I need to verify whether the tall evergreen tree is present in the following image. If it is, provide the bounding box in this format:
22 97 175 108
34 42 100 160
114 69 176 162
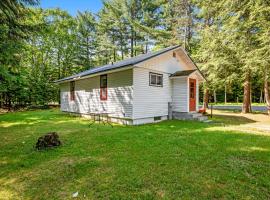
75 11 97 69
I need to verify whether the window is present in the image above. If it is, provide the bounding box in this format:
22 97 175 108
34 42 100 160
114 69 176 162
149 72 163 87
100 74 107 100
70 81 75 101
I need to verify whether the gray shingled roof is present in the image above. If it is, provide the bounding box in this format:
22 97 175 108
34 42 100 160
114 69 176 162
55 45 181 83
170 70 197 77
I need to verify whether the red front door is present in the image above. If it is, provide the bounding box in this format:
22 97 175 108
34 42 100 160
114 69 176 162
189 78 196 112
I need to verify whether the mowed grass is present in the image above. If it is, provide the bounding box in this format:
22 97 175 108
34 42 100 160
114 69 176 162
0 110 270 200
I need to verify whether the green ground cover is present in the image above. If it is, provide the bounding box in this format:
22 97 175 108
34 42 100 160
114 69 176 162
0 109 269 199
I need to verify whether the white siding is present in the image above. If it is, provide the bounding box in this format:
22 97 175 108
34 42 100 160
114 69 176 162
133 116 168 125
60 48 203 124
60 69 133 118
171 77 188 112
133 67 171 119
133 49 198 118
136 51 190 73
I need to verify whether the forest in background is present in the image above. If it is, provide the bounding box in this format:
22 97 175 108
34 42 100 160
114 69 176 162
0 0 270 114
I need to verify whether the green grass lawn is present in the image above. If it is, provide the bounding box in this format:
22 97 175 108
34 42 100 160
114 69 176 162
0 109 270 199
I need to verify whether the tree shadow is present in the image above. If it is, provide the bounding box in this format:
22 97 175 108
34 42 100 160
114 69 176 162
208 114 256 126
1 122 270 199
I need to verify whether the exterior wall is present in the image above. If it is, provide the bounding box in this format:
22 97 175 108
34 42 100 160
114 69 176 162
133 116 168 125
171 77 188 112
133 49 199 118
59 48 203 125
60 69 133 118
135 51 188 73
132 67 172 119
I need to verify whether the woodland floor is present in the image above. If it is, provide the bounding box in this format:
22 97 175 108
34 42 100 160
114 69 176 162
0 109 269 199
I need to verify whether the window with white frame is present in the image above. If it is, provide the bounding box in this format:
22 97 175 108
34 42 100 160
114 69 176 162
149 72 163 87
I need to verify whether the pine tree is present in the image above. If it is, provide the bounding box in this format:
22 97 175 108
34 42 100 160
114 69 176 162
75 11 97 70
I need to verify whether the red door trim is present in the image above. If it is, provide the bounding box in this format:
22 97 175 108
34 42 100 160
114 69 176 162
189 78 196 112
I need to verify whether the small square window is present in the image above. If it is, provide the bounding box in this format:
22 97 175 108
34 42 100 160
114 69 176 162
149 72 163 87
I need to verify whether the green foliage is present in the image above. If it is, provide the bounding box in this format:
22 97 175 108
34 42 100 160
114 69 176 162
193 0 270 104
0 0 40 107
0 0 269 108
75 11 97 69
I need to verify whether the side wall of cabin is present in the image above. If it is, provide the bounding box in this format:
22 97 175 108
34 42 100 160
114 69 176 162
132 51 187 124
132 67 172 124
60 69 133 119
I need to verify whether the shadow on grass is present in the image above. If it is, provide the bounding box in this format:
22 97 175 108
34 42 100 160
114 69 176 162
0 110 83 129
1 127 270 199
1 109 270 199
208 114 256 126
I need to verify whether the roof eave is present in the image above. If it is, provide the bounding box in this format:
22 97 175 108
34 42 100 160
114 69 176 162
54 65 134 84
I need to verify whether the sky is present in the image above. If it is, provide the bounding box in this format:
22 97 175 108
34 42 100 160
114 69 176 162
40 0 103 16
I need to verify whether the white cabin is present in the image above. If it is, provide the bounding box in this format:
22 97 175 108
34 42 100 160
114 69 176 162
56 45 205 125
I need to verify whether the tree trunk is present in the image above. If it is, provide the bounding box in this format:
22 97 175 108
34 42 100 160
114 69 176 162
86 36 90 69
184 9 188 50
242 72 251 113
57 51 61 79
145 35 148 53
134 31 137 56
259 88 263 103
224 84 227 104
250 85 252 112
214 90 217 104
130 27 134 57
264 73 270 115
112 35 116 62
7 93 11 111
120 32 124 60
203 88 209 109
113 49 116 62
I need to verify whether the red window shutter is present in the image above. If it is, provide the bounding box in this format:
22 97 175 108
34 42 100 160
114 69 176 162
100 87 107 100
